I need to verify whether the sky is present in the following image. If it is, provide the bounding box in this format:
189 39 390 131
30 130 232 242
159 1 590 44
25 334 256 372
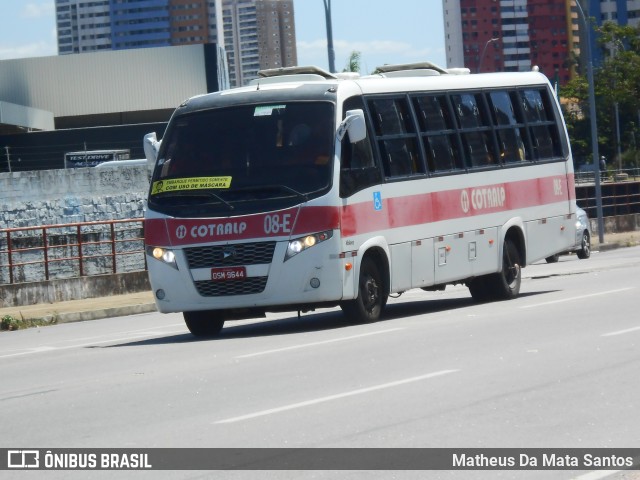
0 0 447 72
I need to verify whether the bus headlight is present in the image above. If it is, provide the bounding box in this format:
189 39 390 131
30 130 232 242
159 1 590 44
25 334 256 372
285 230 333 261
147 246 178 269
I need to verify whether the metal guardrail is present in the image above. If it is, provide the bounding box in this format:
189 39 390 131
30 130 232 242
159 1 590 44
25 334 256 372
0 219 146 285
575 167 640 185
575 174 640 220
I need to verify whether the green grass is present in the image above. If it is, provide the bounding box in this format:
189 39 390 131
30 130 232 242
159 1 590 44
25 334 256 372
1 314 58 331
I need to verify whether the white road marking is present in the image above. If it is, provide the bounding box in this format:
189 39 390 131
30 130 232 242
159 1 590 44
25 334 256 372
214 369 459 424
236 328 404 359
519 288 634 309
0 328 185 359
602 326 640 337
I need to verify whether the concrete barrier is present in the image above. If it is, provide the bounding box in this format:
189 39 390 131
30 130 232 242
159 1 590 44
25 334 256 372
0 271 150 308
590 213 640 235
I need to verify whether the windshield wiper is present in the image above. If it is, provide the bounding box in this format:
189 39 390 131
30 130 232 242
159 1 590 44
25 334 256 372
234 184 309 202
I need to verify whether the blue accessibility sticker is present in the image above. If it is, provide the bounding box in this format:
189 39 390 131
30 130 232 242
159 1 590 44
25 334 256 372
373 191 383 211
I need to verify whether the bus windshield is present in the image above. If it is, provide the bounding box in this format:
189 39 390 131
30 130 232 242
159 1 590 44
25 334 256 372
149 101 335 217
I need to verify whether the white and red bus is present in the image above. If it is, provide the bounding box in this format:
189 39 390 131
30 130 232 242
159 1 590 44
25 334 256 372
144 63 577 336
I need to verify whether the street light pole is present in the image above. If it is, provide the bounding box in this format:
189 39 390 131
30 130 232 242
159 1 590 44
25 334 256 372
478 37 499 73
575 0 605 244
322 0 336 73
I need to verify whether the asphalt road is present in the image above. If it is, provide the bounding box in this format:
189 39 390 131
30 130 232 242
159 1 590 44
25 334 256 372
2 247 640 480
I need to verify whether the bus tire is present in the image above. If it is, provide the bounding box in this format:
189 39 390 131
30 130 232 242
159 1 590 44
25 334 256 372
545 254 560 263
183 310 225 337
341 257 387 323
468 277 492 302
489 237 522 300
469 238 521 302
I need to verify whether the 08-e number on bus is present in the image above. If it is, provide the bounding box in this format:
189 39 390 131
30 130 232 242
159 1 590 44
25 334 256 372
264 214 292 234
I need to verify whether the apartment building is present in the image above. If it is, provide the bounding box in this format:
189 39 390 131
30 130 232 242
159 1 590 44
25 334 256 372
55 0 297 86
586 0 640 65
443 0 578 85
444 0 640 83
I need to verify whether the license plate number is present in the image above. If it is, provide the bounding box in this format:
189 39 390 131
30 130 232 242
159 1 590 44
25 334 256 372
211 266 246 281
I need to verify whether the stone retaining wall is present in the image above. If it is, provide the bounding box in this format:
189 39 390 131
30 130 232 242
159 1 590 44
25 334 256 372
0 166 150 229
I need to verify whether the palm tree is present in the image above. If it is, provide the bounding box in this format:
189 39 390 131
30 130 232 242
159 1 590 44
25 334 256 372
343 51 361 73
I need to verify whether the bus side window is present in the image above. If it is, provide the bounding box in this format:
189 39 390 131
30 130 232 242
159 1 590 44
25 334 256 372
340 97 381 198
370 98 413 135
413 95 461 172
520 89 560 160
368 97 425 178
488 91 526 163
452 93 495 168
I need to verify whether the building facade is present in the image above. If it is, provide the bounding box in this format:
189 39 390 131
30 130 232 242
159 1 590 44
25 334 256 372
586 0 640 65
443 0 579 85
444 0 640 83
589 0 640 26
55 0 297 86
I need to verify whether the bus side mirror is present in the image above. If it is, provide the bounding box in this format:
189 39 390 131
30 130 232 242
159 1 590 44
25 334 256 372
143 132 161 171
337 109 366 143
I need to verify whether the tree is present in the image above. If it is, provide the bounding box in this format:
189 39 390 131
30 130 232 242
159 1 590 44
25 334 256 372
560 75 592 164
597 22 640 169
343 51 361 73
560 22 640 169
597 22 640 112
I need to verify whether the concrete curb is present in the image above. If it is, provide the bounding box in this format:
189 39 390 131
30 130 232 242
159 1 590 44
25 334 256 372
596 243 619 252
52 303 158 324
594 238 640 252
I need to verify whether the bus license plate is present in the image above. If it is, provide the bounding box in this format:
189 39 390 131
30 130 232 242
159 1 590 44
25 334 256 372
211 266 246 281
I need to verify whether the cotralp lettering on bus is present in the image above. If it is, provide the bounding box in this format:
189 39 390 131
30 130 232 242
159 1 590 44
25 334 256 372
461 187 507 213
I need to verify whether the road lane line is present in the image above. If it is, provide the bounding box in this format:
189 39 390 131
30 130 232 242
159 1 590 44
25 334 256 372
602 326 640 337
214 369 459 424
0 330 186 359
236 328 404 359
519 288 634 309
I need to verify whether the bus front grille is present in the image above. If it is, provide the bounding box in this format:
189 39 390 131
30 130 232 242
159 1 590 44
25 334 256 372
194 277 268 297
184 241 276 269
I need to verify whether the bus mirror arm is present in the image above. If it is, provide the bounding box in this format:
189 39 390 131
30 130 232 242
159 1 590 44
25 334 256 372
143 132 161 171
337 109 366 144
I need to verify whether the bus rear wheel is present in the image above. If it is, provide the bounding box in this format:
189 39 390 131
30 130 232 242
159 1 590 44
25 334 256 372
491 237 521 300
183 310 225 337
469 238 521 302
341 257 387 323
468 276 492 302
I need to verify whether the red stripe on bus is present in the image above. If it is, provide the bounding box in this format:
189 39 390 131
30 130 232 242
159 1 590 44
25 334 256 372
145 206 340 246
145 174 575 245
340 175 574 237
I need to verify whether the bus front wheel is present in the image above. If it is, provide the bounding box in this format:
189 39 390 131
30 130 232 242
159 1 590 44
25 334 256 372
341 257 387 323
183 310 225 337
